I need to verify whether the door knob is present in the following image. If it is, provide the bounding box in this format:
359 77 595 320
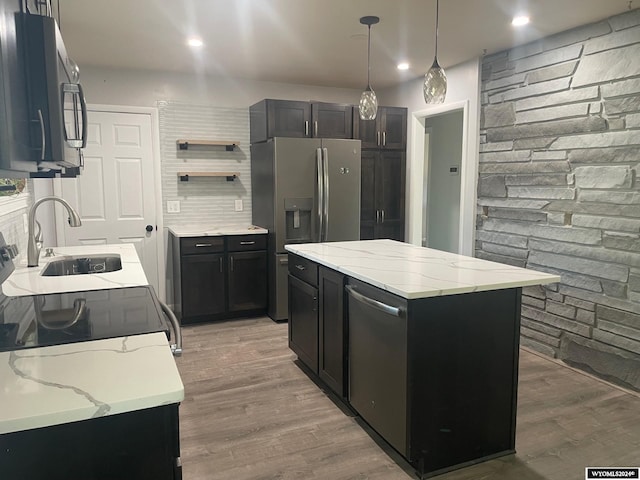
145 225 154 232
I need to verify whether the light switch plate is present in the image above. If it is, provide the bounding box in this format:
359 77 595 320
167 200 181 213
234 199 243 212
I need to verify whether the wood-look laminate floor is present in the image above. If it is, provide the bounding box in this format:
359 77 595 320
175 317 640 480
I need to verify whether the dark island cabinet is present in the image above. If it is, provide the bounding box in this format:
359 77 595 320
360 150 406 242
171 233 267 324
250 99 353 143
1 404 181 480
287 254 347 397
318 266 346 396
287 256 523 479
288 273 318 373
353 106 407 150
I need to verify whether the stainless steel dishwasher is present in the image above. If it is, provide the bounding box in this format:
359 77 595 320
346 278 408 456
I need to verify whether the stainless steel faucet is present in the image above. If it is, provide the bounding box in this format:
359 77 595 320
27 196 82 267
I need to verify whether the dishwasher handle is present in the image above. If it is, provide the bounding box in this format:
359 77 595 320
158 299 183 357
345 285 404 317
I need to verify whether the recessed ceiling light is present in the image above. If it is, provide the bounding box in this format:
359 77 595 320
397 63 410 70
187 37 204 47
512 15 530 27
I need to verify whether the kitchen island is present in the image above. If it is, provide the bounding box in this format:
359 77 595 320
285 240 559 478
0 243 184 480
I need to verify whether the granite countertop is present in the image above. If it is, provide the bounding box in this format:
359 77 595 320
0 332 184 434
2 244 148 297
167 224 267 237
285 239 560 299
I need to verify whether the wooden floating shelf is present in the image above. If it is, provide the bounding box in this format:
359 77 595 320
178 172 239 182
176 139 240 151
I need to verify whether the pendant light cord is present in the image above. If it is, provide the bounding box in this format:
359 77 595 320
367 24 372 87
435 0 439 59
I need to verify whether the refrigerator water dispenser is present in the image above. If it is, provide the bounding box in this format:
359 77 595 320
284 198 312 243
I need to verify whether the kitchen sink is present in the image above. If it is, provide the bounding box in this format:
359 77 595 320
41 254 122 276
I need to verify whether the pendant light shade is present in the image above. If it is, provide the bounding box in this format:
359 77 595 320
423 0 447 104
359 16 379 120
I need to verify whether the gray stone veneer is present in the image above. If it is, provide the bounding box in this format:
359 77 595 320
478 8 640 391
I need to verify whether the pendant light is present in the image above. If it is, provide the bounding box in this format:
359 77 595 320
359 16 380 120
423 0 447 104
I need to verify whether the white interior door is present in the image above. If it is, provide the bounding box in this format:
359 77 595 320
55 110 159 293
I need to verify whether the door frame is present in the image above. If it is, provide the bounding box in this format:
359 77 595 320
408 100 476 255
53 104 166 300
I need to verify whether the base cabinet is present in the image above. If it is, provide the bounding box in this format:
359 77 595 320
0 404 181 480
288 273 318 373
288 256 523 478
318 266 346 397
171 233 267 324
287 255 347 397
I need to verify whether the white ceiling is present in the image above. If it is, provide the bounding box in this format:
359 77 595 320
56 0 636 90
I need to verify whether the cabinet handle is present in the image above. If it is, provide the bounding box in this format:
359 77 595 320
346 285 403 317
305 121 309 136
383 131 387 146
376 131 380 146
195 243 212 248
230 255 234 272
219 257 223 273
381 209 385 223
314 121 318 137
37 109 46 160
295 264 306 271
375 210 380 224
240 241 255 245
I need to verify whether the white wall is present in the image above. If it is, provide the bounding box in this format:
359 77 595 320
425 110 464 252
380 58 481 253
81 66 363 108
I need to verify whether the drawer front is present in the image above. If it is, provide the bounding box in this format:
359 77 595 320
288 253 318 286
180 236 224 255
227 234 267 252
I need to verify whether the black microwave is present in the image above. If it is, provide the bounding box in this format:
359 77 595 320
0 3 85 178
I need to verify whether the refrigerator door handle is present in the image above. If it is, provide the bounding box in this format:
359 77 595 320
322 147 330 241
316 148 324 242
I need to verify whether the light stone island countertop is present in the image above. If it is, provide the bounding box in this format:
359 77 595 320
167 224 267 237
286 239 560 299
2 244 149 297
0 332 184 434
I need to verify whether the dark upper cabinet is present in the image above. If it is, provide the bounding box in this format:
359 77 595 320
250 99 353 143
310 102 353 139
360 150 406 242
353 106 407 150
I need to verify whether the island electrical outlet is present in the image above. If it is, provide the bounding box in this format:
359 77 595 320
235 199 243 212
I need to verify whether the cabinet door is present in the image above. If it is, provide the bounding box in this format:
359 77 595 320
318 267 346 396
227 251 267 312
181 254 226 319
311 103 353 138
380 107 407 150
288 274 319 373
267 100 311 138
375 151 406 242
353 109 380 149
360 150 377 240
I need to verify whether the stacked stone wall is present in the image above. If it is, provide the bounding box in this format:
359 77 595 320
478 8 640 390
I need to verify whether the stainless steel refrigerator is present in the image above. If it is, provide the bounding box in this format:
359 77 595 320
251 137 361 321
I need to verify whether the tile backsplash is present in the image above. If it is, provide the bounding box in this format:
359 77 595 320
158 101 252 228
